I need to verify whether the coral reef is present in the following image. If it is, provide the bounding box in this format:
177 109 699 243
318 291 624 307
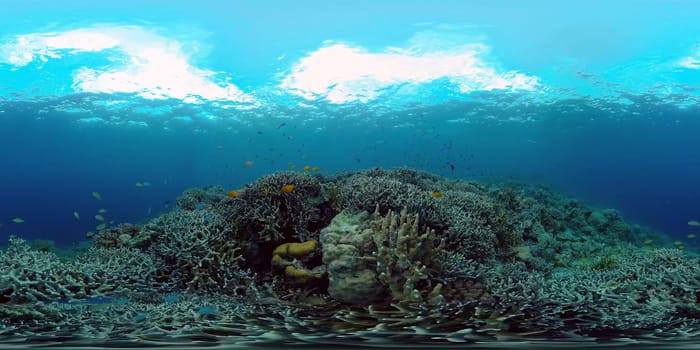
0 236 160 314
149 207 247 293
2 167 699 345
271 240 324 284
228 171 335 243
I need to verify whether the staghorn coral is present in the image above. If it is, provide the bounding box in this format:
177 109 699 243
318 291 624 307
92 223 142 248
336 171 440 221
229 171 334 243
481 248 700 335
0 236 160 305
175 186 228 211
4 168 699 344
149 208 247 293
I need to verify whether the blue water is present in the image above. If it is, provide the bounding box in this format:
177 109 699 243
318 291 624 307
1 0 700 247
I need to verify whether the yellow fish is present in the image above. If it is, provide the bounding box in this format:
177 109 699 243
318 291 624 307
95 215 105 221
96 223 106 230
242 160 254 168
303 165 310 171
12 218 24 223
263 187 270 196
280 184 295 193
226 190 239 198
431 191 442 198
73 211 80 220
688 220 700 226
678 245 686 250
312 167 319 172
688 234 697 239
92 191 102 201
98 209 107 214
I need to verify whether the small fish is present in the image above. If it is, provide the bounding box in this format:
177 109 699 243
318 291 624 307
96 223 106 230
689 220 700 227
226 190 239 198
73 211 80 220
431 191 442 198
312 167 319 172
163 293 180 303
303 165 310 171
135 182 144 187
86 231 95 238
92 191 102 201
288 162 296 170
673 240 683 246
280 184 295 193
678 245 686 250
277 122 286 129
643 239 654 244
242 160 254 168
95 214 105 221
12 217 24 223
98 208 107 214
688 234 697 239
263 188 270 196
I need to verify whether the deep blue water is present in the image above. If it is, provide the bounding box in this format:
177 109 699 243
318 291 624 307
2 97 700 246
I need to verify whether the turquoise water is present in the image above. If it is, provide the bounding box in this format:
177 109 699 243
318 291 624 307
1 1 700 348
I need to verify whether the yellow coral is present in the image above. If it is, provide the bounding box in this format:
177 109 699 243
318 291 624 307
273 240 318 257
271 254 290 269
285 265 322 284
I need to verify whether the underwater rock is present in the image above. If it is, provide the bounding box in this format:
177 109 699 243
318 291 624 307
320 210 385 304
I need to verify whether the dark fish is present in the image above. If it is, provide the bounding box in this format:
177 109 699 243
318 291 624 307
277 123 286 129
450 164 455 171
257 131 263 135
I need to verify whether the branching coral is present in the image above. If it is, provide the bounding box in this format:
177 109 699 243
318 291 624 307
321 207 445 305
229 171 334 243
371 206 445 304
0 236 160 305
150 208 245 293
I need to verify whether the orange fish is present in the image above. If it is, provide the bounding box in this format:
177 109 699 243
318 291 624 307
303 165 310 171
312 167 319 171
431 191 442 198
280 184 295 193
226 190 239 198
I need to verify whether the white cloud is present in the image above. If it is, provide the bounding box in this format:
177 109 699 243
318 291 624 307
0 25 255 104
279 40 540 103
